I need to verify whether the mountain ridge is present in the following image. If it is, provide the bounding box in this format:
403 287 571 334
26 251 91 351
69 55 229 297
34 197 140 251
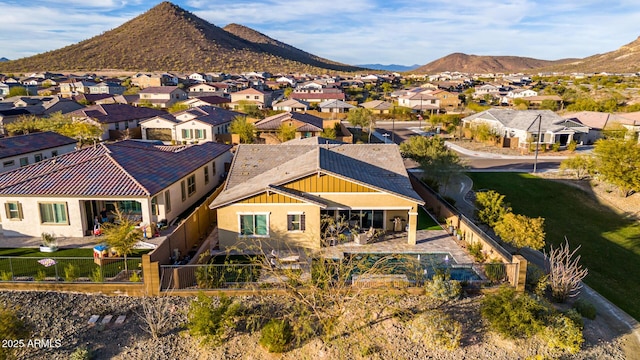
0 2 363 74
412 52 576 74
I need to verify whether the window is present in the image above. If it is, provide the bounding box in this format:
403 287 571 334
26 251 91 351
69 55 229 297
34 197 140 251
239 214 268 236
151 196 158 216
182 129 193 139
51 150 58 157
195 129 206 139
115 123 119 130
287 213 305 231
212 161 216 175
19 157 28 167
34 153 43 162
187 175 196 196
204 166 209 185
3 160 14 168
4 201 23 220
164 190 171 213
39 202 68 224
181 181 186 201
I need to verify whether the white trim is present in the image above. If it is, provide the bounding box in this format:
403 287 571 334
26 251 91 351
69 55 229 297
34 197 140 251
324 206 412 210
236 212 270 237
287 211 305 215
408 212 419 216
232 203 313 207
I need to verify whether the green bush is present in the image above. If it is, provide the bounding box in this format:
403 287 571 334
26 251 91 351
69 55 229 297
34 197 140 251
129 271 141 282
467 242 485 262
195 265 224 289
573 299 597 320
564 309 584 329
480 286 547 338
552 142 561 152
259 319 292 353
567 140 578 152
34 268 46 281
0 270 12 281
89 267 103 283
409 310 462 350
186 293 241 346
424 272 461 302
0 307 30 359
525 264 548 296
69 346 92 360
64 263 79 282
542 313 584 354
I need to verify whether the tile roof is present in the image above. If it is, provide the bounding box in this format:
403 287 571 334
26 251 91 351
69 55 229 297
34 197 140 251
562 111 612 129
0 140 232 197
139 86 182 94
70 103 166 124
464 109 567 132
0 131 76 159
318 99 356 109
175 106 242 126
359 100 392 110
255 112 324 132
210 143 424 209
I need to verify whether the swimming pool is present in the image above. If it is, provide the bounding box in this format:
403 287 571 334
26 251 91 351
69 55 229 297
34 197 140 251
345 252 482 282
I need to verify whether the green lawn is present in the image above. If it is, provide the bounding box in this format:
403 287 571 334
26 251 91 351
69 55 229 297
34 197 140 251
0 248 150 281
418 206 442 230
468 172 640 320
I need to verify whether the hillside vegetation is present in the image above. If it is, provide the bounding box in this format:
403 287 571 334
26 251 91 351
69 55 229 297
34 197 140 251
0 2 364 74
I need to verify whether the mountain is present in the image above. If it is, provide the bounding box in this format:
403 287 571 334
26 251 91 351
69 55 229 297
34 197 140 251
0 57 8 62
413 53 575 74
542 36 640 73
356 64 420 72
0 2 363 74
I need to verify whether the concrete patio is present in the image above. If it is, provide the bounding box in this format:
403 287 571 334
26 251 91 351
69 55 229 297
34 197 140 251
320 229 473 264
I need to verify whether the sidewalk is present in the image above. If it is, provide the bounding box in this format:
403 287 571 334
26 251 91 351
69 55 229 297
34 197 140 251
444 141 572 160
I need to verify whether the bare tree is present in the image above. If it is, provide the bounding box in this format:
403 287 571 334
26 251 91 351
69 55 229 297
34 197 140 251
544 238 588 302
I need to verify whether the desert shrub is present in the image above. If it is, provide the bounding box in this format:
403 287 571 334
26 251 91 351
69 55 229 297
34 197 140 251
129 271 141 282
484 260 507 282
259 319 292 353
481 286 547 338
34 268 46 281
0 307 30 359
69 346 92 360
563 309 584 329
195 265 224 289
573 299 597 320
526 264 548 296
409 310 462 350
542 313 584 354
424 272 461 302
467 241 485 262
567 140 578 152
64 263 79 282
0 270 12 281
89 267 103 283
551 142 561 152
186 293 242 346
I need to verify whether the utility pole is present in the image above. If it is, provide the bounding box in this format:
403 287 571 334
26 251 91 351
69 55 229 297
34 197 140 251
533 114 542 173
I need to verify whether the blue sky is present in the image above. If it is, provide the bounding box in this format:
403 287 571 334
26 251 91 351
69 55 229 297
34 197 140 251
1 0 639 66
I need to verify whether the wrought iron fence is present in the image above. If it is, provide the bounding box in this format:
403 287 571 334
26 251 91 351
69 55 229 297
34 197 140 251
160 263 266 290
0 256 143 283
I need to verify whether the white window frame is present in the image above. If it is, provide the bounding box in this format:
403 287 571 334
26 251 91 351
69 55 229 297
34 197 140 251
237 212 270 237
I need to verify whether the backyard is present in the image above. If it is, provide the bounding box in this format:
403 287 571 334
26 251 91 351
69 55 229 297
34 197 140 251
468 172 640 320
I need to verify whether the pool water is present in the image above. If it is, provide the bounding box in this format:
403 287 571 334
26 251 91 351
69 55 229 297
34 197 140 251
345 252 481 282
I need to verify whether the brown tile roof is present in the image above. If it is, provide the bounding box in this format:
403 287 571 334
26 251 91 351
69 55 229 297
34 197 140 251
139 86 182 94
255 112 324 132
0 140 231 197
0 131 76 159
70 103 166 124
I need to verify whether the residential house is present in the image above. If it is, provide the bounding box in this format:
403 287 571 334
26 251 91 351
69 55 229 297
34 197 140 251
359 100 393 114
59 80 96 97
276 76 296 87
173 106 241 144
426 90 461 112
0 140 232 238
0 132 76 172
230 88 272 109
186 83 225 98
209 141 425 251
272 99 310 112
473 84 501 99
88 82 126 95
136 86 188 108
70 103 166 141
562 111 612 145
254 112 325 144
318 99 356 114
182 96 230 108
0 108 31 135
611 112 640 143
188 73 213 83
462 109 590 148
0 82 37 97
131 73 179 89
290 87 345 103
397 93 440 113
